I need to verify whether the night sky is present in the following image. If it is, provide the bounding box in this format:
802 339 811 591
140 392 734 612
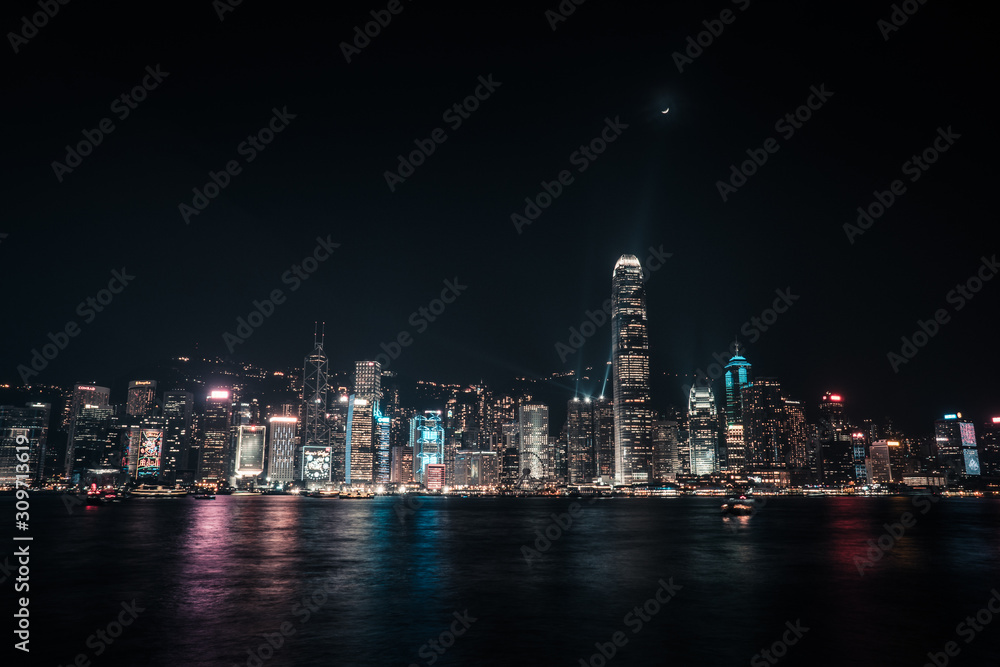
3 0 994 431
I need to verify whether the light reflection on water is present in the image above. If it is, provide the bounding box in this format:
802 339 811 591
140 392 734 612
13 495 1000 667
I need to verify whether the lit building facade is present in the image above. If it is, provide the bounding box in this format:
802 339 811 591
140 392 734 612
722 347 751 473
412 410 444 484
235 424 266 479
126 380 157 417
518 404 548 482
611 254 653 485
0 402 50 486
268 416 297 484
198 390 232 483
688 386 718 476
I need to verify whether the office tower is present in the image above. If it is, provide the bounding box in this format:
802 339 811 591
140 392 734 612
390 444 413 483
0 402 50 485
411 410 444 484
744 378 785 471
303 327 332 454
851 431 869 485
518 404 549 482
345 395 374 485
593 395 615 481
454 450 499 487
567 397 596 484
126 380 158 417
551 432 568 483
934 413 981 480
162 391 193 483
268 416 297 485
425 463 446 491
611 254 653 485
124 417 166 480
64 384 110 476
688 386 719 476
722 346 751 473
886 440 908 481
652 417 680 482
343 360 382 486
198 389 232 483
354 360 383 404
66 403 115 478
235 424 266 481
817 392 853 485
981 417 1000 476
783 399 809 470
867 440 893 483
374 409 391 485
329 390 350 482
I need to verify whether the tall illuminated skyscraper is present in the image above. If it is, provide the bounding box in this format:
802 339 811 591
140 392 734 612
567 397 596 484
411 410 444 484
611 254 652 485
934 413 980 481
162 391 193 483
198 389 231 483
344 360 382 486
235 424 266 481
268 416 297 485
722 345 751 473
126 380 157 417
303 326 332 452
688 386 718 476
0 402 50 485
64 384 110 477
518 404 548 482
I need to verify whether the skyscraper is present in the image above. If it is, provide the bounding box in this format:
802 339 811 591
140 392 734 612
518 404 548 482
817 392 853 485
567 397 596 484
593 395 615 482
745 378 785 471
611 254 652 485
198 389 232 484
162 391 193 483
268 416 297 485
64 384 110 477
411 410 444 484
722 346 751 473
235 424 266 481
303 327 332 453
688 386 718 476
344 360 382 486
934 413 981 481
345 396 373 485
126 380 157 417
0 402 50 485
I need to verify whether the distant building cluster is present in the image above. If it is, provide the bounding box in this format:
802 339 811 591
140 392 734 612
1 255 997 494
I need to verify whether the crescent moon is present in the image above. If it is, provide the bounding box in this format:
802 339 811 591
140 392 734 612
661 108 669 114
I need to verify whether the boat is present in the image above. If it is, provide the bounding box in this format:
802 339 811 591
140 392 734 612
339 489 374 499
721 496 758 516
84 485 124 505
130 485 188 498
192 493 216 500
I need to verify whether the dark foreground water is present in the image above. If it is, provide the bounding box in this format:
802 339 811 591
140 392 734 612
4 495 1000 666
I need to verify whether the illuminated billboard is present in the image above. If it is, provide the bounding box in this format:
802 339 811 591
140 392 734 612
137 429 163 478
959 422 977 448
303 446 331 481
963 448 981 476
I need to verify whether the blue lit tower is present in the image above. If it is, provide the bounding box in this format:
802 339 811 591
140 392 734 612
722 343 751 473
611 254 653 485
411 410 444 484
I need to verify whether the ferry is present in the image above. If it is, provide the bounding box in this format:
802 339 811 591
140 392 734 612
192 493 216 500
339 489 375 499
721 496 758 516
130 484 188 498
